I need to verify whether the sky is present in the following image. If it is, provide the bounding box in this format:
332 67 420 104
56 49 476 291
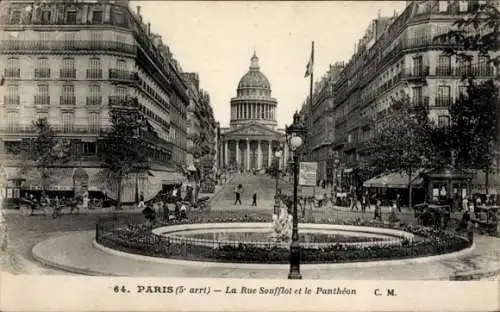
132 1 408 128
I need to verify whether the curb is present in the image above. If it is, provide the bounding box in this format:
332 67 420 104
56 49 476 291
31 235 123 277
93 231 476 271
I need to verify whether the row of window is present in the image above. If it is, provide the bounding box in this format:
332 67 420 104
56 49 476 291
4 84 170 135
231 103 276 120
4 56 129 77
237 89 271 97
3 30 129 42
3 111 100 133
3 140 172 164
4 84 121 102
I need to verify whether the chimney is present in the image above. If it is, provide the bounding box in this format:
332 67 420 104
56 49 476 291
147 22 151 35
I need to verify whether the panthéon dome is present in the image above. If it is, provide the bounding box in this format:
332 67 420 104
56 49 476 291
237 52 271 95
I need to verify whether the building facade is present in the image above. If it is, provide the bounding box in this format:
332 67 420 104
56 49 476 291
300 0 498 194
219 52 287 171
332 0 498 192
183 72 217 174
300 63 344 184
0 0 196 202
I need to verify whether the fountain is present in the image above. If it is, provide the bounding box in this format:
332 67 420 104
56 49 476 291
270 199 293 242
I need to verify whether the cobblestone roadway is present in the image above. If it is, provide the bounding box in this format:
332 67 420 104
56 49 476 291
0 213 138 275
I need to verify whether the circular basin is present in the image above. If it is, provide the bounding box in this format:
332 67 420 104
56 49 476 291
152 223 415 249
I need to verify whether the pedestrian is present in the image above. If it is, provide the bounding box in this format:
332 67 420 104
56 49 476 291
373 197 382 221
361 193 368 214
462 195 469 212
180 202 188 219
252 192 257 206
234 184 242 205
389 200 400 223
142 202 156 225
350 194 358 211
162 200 170 221
395 193 401 212
82 191 89 212
52 195 61 218
138 193 145 210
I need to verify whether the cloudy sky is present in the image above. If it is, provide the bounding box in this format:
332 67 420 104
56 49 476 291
132 1 407 128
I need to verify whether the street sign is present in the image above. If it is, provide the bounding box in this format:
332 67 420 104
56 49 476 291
299 162 317 186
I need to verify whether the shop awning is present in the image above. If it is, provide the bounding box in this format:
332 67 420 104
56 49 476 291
87 168 110 192
363 172 424 189
3 167 22 180
21 168 74 191
151 170 187 185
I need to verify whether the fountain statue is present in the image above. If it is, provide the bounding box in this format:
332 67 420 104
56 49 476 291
270 199 293 242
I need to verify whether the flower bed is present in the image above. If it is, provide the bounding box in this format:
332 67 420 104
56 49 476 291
96 216 472 264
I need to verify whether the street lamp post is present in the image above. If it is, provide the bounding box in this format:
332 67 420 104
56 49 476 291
273 147 283 215
285 111 306 280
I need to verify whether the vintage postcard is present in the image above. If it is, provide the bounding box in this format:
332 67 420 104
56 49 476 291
0 0 499 311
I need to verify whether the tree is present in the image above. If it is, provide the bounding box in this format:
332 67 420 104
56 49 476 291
367 99 433 209
433 2 499 69
434 2 499 193
18 118 70 192
99 98 155 209
450 79 498 193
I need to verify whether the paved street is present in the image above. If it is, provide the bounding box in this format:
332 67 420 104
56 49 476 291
0 173 499 279
210 172 285 210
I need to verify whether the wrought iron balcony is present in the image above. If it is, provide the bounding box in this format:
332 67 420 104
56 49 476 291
60 68 76 79
3 96 20 105
456 65 495 77
434 97 453 108
60 95 76 105
4 68 20 78
34 95 50 106
0 40 136 55
34 68 51 79
435 66 453 76
0 124 107 135
86 69 103 79
86 96 102 106
0 124 32 133
108 96 136 107
402 66 429 79
410 96 429 108
109 69 137 81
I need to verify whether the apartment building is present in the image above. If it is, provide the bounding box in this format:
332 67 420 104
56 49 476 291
300 63 344 184
0 0 194 202
182 72 218 173
329 0 497 192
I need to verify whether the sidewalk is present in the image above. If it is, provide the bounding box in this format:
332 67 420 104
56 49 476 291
31 230 500 279
1 179 231 216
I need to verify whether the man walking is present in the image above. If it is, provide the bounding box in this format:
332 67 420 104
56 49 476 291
234 184 242 205
252 192 257 207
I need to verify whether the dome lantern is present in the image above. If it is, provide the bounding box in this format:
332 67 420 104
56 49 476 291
249 50 259 71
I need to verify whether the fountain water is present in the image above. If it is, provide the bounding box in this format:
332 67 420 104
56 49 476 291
270 199 293 242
